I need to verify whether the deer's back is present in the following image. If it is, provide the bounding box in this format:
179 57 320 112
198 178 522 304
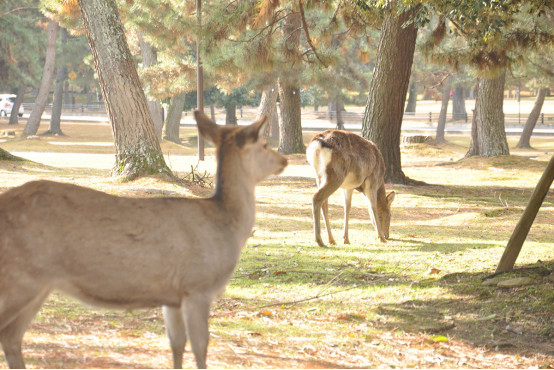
0 180 240 308
308 130 385 184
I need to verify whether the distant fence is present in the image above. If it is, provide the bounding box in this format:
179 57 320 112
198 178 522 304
309 110 554 125
19 103 554 126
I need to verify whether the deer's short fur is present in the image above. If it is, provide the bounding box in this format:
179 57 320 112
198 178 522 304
306 130 395 246
0 111 287 369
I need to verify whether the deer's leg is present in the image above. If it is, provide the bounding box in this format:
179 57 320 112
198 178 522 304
342 188 353 244
312 179 341 247
363 182 386 242
321 199 336 245
183 294 212 369
0 288 50 369
163 305 187 369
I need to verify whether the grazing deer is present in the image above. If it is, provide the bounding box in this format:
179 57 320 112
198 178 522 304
306 130 395 247
0 111 287 369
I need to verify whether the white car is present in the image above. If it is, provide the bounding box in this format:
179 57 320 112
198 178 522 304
0 94 24 117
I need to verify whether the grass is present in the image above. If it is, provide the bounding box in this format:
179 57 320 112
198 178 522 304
0 120 553 368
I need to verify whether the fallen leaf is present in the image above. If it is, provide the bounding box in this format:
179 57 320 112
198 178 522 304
430 335 449 342
273 271 287 276
425 267 441 275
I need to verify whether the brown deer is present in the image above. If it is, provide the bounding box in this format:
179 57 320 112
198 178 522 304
0 111 287 369
306 130 395 247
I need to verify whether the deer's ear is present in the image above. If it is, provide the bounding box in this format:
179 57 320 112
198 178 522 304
194 110 220 145
237 114 267 147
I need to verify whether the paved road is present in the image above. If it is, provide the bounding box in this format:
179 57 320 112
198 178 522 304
10 112 554 136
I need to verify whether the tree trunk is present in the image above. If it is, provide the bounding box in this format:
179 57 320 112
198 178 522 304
271 101 279 141
225 103 237 125
163 92 186 144
466 71 509 157
516 88 546 149
361 4 420 184
8 84 25 125
77 0 170 179
257 83 278 138
335 98 345 130
278 79 305 154
23 20 58 136
276 10 304 154
405 80 417 114
45 27 68 136
496 154 554 273
452 84 467 121
138 31 164 138
436 76 452 144
210 104 215 121
0 147 24 161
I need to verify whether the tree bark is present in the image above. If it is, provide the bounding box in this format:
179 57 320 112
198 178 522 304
516 88 546 149
276 10 304 154
361 4 420 184
452 85 467 121
225 103 237 125
405 80 417 114
436 76 452 144
138 32 164 138
45 27 68 136
466 71 509 157
77 0 170 179
8 84 25 125
23 20 58 136
278 79 305 154
335 98 345 130
163 92 186 144
496 154 554 273
257 83 279 139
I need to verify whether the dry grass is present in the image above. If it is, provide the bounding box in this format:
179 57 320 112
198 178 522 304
0 121 553 369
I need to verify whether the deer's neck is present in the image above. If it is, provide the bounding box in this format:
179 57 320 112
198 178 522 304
211 155 257 238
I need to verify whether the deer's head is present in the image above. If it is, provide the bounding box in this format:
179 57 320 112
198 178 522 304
195 111 288 184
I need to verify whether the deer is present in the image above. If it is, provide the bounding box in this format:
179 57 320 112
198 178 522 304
0 111 288 369
306 130 395 247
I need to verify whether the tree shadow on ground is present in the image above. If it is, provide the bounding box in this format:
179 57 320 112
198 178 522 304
373 261 553 359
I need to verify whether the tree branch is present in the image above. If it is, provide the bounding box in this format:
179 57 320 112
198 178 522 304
0 7 38 17
298 0 328 68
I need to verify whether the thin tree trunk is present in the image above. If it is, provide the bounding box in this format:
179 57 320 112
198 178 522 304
163 92 186 144
8 84 25 125
225 104 237 125
335 98 345 130
257 83 278 138
210 105 215 121
45 27 68 136
496 154 554 273
361 4 420 184
405 80 417 114
466 71 509 157
77 0 170 179
516 88 546 149
23 20 58 136
138 31 163 138
436 76 452 144
452 85 467 121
